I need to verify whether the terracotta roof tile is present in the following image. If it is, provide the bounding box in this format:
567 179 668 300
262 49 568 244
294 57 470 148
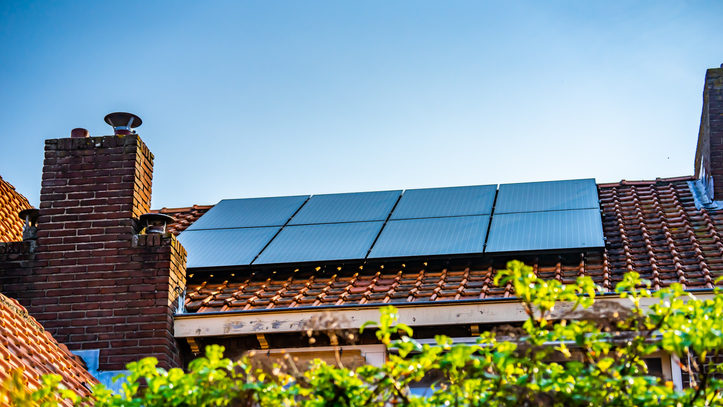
0 176 32 243
151 205 213 235
182 177 723 314
0 293 96 400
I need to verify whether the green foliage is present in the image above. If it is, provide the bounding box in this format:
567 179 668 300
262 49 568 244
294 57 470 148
1 370 80 407
4 260 723 406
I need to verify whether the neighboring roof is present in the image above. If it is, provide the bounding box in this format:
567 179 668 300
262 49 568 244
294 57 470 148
0 176 31 243
181 176 723 314
0 292 96 398
151 205 213 235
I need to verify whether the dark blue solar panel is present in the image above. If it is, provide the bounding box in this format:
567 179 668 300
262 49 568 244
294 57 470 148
390 185 497 220
495 179 598 214
288 190 401 225
485 209 604 253
368 215 489 259
179 227 281 268
253 221 385 264
186 195 309 230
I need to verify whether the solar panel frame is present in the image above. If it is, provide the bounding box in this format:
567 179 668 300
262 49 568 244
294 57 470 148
494 179 598 214
179 227 281 268
485 208 604 253
368 215 490 259
253 221 385 265
390 185 497 220
186 195 309 230
288 190 402 225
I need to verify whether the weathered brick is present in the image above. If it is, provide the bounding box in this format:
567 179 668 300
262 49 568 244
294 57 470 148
698 67 723 199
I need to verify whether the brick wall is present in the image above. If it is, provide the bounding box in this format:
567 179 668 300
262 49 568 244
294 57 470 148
0 241 36 294
695 65 723 200
0 135 186 370
124 233 187 369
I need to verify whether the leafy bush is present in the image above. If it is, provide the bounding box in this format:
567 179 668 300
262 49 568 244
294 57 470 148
3 260 723 406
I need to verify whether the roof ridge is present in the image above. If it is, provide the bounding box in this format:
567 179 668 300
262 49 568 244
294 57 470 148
0 176 31 205
597 175 695 188
151 204 215 213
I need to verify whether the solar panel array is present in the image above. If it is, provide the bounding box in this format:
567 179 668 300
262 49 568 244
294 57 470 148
179 179 604 268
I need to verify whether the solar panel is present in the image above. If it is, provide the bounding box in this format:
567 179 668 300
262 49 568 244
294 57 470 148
368 215 489 259
186 195 309 230
179 227 281 268
495 179 598 214
253 221 385 264
485 209 604 253
390 185 497 220
288 190 401 225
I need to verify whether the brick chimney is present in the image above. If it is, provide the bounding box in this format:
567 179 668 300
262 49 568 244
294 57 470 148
1 119 187 371
694 65 723 201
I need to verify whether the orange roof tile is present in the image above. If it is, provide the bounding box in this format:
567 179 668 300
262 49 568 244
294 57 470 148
151 205 213 235
181 177 723 313
0 292 97 400
0 176 31 243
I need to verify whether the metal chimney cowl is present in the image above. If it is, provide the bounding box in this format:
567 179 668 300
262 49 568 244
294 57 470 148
104 112 142 136
18 208 40 241
138 213 175 235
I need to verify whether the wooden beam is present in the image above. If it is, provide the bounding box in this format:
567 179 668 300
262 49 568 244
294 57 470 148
187 337 200 354
174 294 714 339
256 333 269 349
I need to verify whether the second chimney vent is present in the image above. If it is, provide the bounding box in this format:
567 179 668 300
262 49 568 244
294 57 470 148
70 128 89 138
138 213 175 234
18 208 40 241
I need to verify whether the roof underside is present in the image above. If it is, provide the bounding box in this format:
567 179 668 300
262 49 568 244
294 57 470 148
166 176 723 315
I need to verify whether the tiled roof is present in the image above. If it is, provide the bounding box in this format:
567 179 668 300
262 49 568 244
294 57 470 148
181 177 723 314
0 292 96 399
0 176 31 243
151 205 213 235
598 176 722 290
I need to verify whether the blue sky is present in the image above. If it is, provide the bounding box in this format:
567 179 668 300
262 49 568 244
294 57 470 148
1 1 721 208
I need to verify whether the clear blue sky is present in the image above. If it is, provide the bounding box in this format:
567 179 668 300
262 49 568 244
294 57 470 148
1 1 722 208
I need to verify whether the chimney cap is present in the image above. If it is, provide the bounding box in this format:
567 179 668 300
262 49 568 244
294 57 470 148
139 213 175 224
139 213 175 234
18 208 40 222
104 112 142 135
